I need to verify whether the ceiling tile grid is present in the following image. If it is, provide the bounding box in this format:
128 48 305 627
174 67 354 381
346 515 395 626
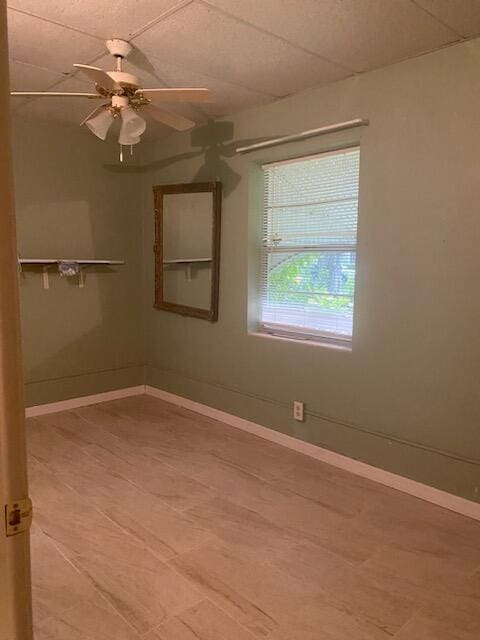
7 0 188 40
131 1 350 96
413 0 480 38
202 0 461 72
6 0 480 133
7 8 105 74
9 60 65 91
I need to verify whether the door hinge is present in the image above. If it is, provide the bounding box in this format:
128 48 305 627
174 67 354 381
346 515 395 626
4 498 33 536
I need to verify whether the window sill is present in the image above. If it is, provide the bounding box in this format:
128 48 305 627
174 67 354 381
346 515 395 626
249 330 352 352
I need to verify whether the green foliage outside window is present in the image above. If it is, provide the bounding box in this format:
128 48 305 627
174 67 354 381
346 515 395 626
267 252 355 312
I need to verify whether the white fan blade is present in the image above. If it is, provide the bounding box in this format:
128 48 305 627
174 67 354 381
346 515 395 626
144 104 195 131
73 64 120 92
137 88 215 103
80 104 108 126
10 91 101 98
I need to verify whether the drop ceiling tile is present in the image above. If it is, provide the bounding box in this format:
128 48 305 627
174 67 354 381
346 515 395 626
7 8 105 75
414 0 480 37
141 54 275 117
132 1 349 97
8 60 65 91
7 0 186 39
197 87 273 117
9 61 64 113
204 0 460 72
47 74 95 92
13 75 105 123
95 50 274 117
15 94 96 127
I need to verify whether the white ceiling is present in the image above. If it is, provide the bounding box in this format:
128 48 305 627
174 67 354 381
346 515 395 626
7 0 480 139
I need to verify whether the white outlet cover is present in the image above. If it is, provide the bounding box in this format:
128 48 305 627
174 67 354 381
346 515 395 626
293 401 304 421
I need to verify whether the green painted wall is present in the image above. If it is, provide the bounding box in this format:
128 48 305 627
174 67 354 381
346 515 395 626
11 39 480 501
141 39 480 501
12 119 144 405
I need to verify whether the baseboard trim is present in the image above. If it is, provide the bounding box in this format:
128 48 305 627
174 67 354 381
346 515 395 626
26 383 480 520
145 385 480 522
26 385 146 417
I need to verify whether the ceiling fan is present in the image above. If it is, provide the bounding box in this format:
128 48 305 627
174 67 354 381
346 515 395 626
10 39 215 151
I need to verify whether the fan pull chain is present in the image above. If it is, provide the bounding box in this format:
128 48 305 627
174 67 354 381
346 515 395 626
118 144 135 163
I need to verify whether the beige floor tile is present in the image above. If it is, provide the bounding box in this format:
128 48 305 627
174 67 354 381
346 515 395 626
76 401 277 477
98 489 216 561
30 529 95 624
363 544 480 607
80 404 225 474
210 437 302 481
355 492 480 573
97 397 238 450
40 409 141 460
261 492 380 563
145 599 256 640
185 496 299 558
34 599 141 640
268 541 419 636
170 541 320 637
73 404 230 478
273 461 387 518
191 457 293 514
418 599 480 639
48 455 148 513
28 395 480 640
29 461 170 572
83 442 215 511
267 596 390 640
71 553 203 635
392 613 474 640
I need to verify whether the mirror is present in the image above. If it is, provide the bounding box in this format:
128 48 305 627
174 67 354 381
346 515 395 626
154 182 221 321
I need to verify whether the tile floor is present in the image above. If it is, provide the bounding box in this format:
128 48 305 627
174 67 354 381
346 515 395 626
27 395 480 639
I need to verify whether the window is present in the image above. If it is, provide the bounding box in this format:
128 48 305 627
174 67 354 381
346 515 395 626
260 147 360 345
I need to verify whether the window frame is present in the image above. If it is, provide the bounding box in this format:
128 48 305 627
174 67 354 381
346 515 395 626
258 145 360 347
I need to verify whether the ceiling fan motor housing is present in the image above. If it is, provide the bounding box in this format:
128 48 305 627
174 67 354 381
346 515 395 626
111 95 129 108
105 39 139 89
106 38 132 59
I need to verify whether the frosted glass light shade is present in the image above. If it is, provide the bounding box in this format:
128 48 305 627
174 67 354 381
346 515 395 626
85 108 113 140
118 129 140 146
119 107 146 145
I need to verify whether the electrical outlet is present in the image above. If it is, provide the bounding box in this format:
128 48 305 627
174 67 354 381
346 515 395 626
293 400 304 421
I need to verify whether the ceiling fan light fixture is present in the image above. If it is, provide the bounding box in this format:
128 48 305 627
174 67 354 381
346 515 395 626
118 130 141 146
85 108 114 140
11 39 216 155
121 106 146 138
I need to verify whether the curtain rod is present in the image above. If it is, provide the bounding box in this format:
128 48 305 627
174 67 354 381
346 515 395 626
235 118 369 154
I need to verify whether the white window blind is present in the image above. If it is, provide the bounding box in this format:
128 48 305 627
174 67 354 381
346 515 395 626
260 146 360 343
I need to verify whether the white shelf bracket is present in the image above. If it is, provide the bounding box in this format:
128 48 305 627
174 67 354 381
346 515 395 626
42 266 50 290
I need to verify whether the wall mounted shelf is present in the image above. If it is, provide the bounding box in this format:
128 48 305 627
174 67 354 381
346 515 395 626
163 258 212 264
18 258 125 289
163 258 212 281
